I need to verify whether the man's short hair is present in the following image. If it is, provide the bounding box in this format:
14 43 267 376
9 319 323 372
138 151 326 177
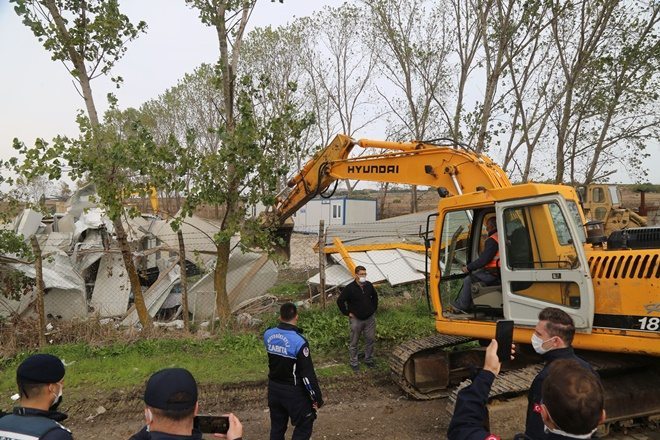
16 381 47 399
542 359 603 435
355 265 366 274
538 307 576 345
144 368 197 421
280 302 297 321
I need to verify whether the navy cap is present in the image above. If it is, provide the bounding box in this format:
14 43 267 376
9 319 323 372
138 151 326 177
16 354 65 384
144 368 198 411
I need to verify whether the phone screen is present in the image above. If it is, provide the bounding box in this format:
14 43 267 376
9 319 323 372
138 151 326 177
495 319 514 363
195 415 230 434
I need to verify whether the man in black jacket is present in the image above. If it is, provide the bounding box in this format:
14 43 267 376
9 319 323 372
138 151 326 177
0 354 72 440
525 307 595 439
129 368 242 440
264 302 323 440
336 265 379 372
448 340 605 440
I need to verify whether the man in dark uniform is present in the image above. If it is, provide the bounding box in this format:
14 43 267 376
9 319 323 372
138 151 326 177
525 307 595 439
451 216 500 313
448 341 605 440
336 265 378 372
0 353 72 440
264 302 323 440
128 367 242 440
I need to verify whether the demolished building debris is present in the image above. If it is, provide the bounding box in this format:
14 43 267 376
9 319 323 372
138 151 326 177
308 211 434 288
0 184 280 324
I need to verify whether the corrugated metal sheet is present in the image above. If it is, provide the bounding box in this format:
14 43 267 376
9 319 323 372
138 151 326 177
324 210 436 246
330 252 386 283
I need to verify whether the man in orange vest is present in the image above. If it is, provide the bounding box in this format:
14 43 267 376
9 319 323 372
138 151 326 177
451 216 500 313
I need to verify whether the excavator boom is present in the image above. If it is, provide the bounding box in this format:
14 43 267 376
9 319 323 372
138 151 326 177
274 134 511 224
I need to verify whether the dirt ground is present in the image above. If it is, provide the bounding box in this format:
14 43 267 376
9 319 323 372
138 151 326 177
66 370 453 439
62 367 660 439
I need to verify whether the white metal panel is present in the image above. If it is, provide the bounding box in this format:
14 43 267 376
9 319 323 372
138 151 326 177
345 199 376 224
366 250 425 286
397 249 429 273
330 252 386 283
91 253 131 317
44 288 87 319
307 264 354 287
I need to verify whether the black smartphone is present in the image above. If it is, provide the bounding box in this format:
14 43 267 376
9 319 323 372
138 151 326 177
495 319 514 363
195 415 230 434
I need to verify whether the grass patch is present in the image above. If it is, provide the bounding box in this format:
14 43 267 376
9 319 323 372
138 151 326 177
267 280 309 299
0 296 435 406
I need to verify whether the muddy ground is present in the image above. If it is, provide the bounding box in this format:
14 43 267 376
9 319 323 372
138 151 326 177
65 368 660 439
66 370 453 439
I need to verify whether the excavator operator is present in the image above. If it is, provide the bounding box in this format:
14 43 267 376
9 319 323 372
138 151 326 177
451 216 500 314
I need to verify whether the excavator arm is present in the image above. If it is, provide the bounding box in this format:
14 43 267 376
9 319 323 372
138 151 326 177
274 134 511 223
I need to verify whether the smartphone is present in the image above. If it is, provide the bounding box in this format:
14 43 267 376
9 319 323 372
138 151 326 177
495 319 514 363
195 415 230 434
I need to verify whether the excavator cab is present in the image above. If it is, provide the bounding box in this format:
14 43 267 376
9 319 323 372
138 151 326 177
436 192 594 331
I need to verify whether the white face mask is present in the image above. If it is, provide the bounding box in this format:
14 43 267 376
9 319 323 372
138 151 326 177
531 333 553 355
544 424 598 438
49 383 63 411
358 276 367 284
144 408 153 431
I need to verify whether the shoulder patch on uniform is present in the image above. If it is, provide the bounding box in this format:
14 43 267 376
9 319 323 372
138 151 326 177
303 346 309 357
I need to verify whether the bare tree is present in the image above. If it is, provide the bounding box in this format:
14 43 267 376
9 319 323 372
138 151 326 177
364 0 453 212
297 4 381 194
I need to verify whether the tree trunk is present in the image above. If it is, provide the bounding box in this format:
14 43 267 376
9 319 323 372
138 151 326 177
214 239 232 324
554 85 574 183
42 0 99 127
114 218 152 328
410 185 418 213
379 182 389 219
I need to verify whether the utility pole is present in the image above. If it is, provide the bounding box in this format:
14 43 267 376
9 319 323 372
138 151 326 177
30 236 46 347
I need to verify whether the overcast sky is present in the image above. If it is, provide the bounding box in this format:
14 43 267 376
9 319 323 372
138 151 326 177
0 0 658 185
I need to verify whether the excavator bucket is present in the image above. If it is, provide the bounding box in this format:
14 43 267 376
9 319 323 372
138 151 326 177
273 218 294 260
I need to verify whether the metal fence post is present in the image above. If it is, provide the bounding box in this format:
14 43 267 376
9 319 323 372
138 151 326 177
318 220 326 309
177 230 190 331
30 236 46 347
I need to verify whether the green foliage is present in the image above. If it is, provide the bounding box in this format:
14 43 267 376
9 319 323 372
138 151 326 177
9 105 188 221
267 281 308 298
11 0 146 83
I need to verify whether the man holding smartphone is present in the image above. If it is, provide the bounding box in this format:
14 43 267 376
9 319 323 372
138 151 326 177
264 302 323 440
447 341 605 439
129 368 242 440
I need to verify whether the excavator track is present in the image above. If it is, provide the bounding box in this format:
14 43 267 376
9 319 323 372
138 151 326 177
388 333 475 400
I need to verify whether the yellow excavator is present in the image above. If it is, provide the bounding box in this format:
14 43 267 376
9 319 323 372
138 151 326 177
270 134 660 433
577 183 648 235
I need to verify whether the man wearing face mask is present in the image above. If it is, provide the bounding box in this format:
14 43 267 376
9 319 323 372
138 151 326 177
337 265 379 372
0 353 72 440
129 368 242 440
525 307 594 439
448 341 606 440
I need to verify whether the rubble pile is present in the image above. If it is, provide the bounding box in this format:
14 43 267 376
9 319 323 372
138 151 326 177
0 184 278 325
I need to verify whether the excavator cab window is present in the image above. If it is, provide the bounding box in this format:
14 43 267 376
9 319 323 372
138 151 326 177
501 202 582 308
437 209 472 309
593 187 606 203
